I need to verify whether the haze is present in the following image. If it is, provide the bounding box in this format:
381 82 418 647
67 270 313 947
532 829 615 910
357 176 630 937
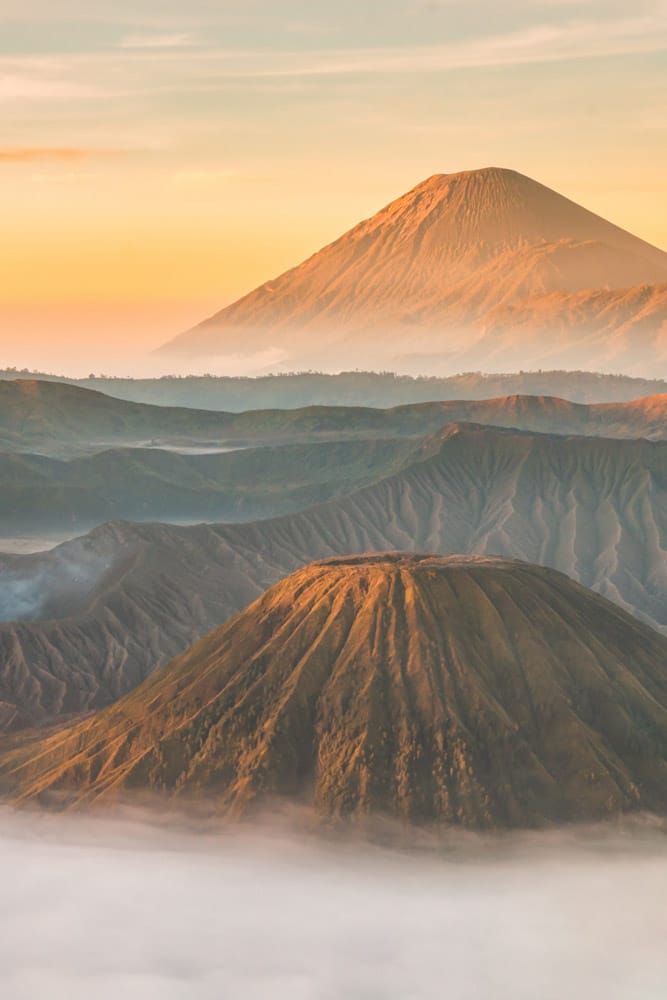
2 0 667 374
1 810 666 1000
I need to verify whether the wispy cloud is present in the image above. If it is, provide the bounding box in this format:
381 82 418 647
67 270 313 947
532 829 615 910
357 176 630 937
0 147 105 163
119 32 198 49
192 15 667 78
2 11 665 106
90 13 667 85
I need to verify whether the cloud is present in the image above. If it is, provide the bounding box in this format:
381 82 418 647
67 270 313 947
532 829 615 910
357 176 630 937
120 33 198 49
1 9 665 110
0 810 666 1000
198 15 667 78
0 148 105 164
0 545 115 622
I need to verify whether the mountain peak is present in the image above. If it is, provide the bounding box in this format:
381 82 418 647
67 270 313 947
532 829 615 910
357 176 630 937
411 165 525 188
158 167 667 372
3 553 667 828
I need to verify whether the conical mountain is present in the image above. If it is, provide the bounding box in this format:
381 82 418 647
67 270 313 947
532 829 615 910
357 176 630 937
159 167 667 372
3 553 667 829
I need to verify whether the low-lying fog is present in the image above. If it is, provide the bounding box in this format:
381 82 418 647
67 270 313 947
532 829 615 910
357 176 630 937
140 444 248 455
0 809 665 1000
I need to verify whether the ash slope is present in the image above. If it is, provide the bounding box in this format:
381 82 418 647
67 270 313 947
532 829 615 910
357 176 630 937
3 377 667 458
1 424 666 730
160 168 667 373
3 554 667 829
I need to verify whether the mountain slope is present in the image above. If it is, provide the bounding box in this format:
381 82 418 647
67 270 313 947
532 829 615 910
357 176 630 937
1 425 666 731
3 554 667 828
0 438 419 534
0 379 241 456
3 392 667 535
159 168 667 372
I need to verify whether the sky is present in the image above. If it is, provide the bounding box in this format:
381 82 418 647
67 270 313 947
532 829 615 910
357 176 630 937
1 0 666 374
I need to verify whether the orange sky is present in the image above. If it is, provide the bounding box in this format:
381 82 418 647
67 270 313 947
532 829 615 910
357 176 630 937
2 1 666 374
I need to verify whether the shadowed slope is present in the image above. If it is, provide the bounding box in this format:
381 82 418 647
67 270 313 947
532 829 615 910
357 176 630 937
2 554 667 828
0 437 421 533
3 392 667 534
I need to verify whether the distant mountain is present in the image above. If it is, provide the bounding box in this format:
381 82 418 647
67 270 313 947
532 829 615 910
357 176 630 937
0 438 419 533
3 554 667 828
158 168 667 373
1 424 665 730
4 369 666 409
0 379 238 456
2 376 667 459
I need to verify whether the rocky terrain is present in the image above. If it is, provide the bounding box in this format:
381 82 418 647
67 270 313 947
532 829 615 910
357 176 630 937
0 424 665 730
2 554 667 828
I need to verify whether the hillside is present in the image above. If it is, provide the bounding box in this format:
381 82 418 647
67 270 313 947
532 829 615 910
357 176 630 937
158 168 667 374
0 379 240 456
2 376 667 459
0 438 417 533
3 393 667 534
0 424 665 730
3 554 667 828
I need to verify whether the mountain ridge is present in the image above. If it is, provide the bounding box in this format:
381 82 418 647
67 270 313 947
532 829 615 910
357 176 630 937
4 369 666 408
3 377 667 458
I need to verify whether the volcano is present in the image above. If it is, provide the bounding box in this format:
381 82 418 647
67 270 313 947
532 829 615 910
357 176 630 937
3 553 667 828
158 168 667 373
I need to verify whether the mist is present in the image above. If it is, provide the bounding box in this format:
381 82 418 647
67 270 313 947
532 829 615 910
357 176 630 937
0 547 114 622
0 809 665 1000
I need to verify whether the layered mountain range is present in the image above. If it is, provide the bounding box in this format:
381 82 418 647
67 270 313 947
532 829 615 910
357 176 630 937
159 168 667 374
1 423 665 731
3 555 667 829
2 377 667 458
5 369 666 409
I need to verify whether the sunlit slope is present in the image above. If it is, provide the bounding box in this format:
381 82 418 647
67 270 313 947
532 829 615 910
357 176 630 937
3 555 667 828
0 424 665 730
159 168 667 371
